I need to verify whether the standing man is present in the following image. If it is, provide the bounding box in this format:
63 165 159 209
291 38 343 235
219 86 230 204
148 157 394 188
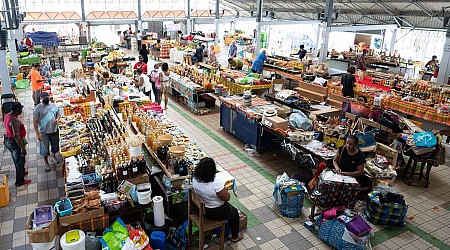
33 92 60 171
4 103 31 186
40 57 52 83
29 63 47 106
296 44 307 60
251 49 268 74
136 30 143 51
228 41 238 58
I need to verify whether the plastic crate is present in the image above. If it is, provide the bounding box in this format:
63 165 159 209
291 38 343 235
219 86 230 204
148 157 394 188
34 206 54 225
55 199 73 217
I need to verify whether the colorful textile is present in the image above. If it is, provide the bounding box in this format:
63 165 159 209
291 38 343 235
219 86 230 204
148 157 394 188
313 171 360 208
67 214 109 232
318 218 365 250
170 77 195 102
363 191 408 225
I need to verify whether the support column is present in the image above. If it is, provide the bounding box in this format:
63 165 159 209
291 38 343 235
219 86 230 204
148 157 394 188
186 0 191 34
214 0 219 46
80 0 87 40
137 0 142 33
0 31 12 95
315 23 322 56
8 30 19 75
319 0 333 63
437 30 450 84
255 0 263 54
389 29 397 53
380 29 386 53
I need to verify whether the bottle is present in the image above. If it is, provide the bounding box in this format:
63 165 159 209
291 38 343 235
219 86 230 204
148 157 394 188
122 164 128 180
131 159 139 178
111 173 118 191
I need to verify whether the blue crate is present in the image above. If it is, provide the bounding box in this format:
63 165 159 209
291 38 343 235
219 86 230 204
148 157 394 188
55 199 73 217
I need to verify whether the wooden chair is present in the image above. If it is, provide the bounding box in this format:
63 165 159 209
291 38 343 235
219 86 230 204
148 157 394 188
188 190 227 250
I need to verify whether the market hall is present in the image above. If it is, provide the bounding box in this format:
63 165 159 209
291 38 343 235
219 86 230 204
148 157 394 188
1 0 450 249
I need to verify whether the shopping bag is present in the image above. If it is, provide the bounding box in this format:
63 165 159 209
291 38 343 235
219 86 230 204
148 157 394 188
363 191 408 225
273 173 305 218
413 132 437 148
354 131 376 150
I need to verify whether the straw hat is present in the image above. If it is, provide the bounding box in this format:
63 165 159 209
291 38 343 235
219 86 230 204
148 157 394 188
159 134 173 145
263 107 277 117
169 145 186 158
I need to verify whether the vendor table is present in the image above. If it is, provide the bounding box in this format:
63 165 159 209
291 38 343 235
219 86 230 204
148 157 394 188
220 80 273 96
328 68 347 77
169 76 215 114
263 67 303 82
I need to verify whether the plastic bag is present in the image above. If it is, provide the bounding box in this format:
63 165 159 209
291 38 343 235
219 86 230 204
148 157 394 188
288 110 313 131
100 217 130 250
413 132 437 148
16 79 30 89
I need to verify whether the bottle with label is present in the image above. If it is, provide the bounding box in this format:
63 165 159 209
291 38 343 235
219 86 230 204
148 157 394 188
131 159 139 178
122 164 128 180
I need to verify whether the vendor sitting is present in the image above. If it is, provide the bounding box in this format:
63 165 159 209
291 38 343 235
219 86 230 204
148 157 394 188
133 56 148 74
228 58 243 70
333 135 365 182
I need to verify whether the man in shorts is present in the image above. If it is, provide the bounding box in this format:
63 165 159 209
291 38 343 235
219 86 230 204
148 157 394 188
29 63 47 106
33 92 61 171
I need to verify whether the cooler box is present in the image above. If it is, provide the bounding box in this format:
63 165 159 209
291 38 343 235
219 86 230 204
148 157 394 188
0 175 10 207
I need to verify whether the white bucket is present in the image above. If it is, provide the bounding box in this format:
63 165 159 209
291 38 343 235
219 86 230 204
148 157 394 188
137 183 152 205
31 236 57 250
60 230 86 250
129 146 141 157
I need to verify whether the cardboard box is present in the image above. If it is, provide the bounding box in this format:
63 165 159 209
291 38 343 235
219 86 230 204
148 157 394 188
264 116 288 131
0 175 10 208
59 207 105 226
26 212 58 243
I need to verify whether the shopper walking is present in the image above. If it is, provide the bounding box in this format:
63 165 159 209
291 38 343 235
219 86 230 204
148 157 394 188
139 44 149 64
228 41 238 58
251 49 267 74
153 40 161 60
209 45 217 63
33 92 61 172
4 102 31 186
341 66 357 98
40 57 52 84
136 30 143 51
150 64 162 104
134 69 155 103
29 63 47 106
356 49 368 71
159 63 171 109
193 158 243 242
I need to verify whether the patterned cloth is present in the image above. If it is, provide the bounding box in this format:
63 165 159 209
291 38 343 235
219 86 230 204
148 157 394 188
67 214 109 232
318 218 365 250
363 191 408 225
159 44 171 58
313 179 360 208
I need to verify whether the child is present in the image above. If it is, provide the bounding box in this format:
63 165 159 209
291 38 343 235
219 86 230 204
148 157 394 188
149 64 162 104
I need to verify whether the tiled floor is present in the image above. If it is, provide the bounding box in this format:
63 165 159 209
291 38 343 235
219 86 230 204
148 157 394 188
1 48 450 249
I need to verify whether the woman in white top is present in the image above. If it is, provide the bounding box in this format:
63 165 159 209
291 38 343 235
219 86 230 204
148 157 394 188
134 68 155 102
193 158 243 242
159 62 171 109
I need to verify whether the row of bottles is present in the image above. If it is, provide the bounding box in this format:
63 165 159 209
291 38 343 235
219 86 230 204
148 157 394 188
115 157 147 181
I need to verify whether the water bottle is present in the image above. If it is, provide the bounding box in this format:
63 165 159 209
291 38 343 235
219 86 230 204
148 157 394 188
163 176 172 195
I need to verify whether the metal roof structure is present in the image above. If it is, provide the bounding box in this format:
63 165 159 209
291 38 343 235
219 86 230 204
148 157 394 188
221 0 450 30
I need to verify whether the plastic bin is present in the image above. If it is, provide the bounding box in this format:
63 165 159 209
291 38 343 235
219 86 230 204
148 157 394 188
55 199 73 217
34 206 54 225
60 230 86 250
150 231 166 250
82 173 99 186
31 236 56 250
0 175 10 208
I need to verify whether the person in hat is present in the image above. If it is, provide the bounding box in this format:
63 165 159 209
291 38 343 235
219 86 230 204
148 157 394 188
3 102 31 186
33 92 61 172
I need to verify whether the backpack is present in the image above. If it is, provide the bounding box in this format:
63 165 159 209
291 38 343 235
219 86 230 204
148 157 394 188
150 70 161 89
166 221 188 250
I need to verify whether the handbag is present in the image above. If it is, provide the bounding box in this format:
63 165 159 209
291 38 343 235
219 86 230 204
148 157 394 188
363 191 408 225
298 154 316 169
342 100 351 115
352 119 377 151
368 109 383 122
350 101 371 118
318 219 365 250
345 215 372 237
379 113 402 133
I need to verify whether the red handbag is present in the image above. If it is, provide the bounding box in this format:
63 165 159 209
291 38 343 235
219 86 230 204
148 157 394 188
350 101 371 118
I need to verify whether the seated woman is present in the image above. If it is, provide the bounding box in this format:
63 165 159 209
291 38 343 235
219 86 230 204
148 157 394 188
333 135 365 183
192 158 243 242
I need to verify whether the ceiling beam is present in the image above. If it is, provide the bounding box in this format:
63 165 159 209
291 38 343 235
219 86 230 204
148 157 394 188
330 24 397 32
260 20 321 26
